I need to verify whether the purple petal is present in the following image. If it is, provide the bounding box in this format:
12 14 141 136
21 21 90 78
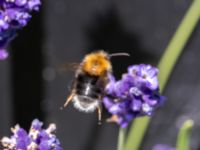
38 141 51 150
143 95 158 106
0 48 8 60
109 103 125 114
31 119 43 130
117 117 129 128
131 99 142 111
0 13 9 31
142 103 153 114
127 65 140 76
114 80 130 98
129 87 142 96
103 97 114 109
15 0 27 6
27 0 41 11
15 129 30 149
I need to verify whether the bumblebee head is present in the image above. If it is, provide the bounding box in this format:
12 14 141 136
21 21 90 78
82 51 112 76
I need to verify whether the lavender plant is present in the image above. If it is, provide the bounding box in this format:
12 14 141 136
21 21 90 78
0 0 199 149
103 64 164 128
0 0 41 60
123 0 200 150
1 119 63 150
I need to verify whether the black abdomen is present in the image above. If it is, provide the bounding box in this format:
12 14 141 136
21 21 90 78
75 73 103 100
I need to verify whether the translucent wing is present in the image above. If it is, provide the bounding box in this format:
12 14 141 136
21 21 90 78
57 62 80 74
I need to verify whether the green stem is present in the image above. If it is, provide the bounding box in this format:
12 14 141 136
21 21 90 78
117 128 127 150
158 0 200 90
124 117 150 150
176 120 194 150
124 1 200 150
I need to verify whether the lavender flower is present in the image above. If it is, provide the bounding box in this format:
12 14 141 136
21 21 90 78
103 64 165 128
0 0 41 60
1 119 63 150
152 144 176 150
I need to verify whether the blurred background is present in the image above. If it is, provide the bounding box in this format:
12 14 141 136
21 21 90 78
1 0 200 150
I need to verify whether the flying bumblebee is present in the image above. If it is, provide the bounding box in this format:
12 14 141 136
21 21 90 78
62 50 129 123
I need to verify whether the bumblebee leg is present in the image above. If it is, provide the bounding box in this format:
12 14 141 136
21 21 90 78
97 105 102 125
107 115 118 123
63 92 75 107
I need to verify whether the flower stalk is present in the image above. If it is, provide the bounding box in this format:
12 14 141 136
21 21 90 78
117 128 127 150
176 120 194 150
123 0 200 150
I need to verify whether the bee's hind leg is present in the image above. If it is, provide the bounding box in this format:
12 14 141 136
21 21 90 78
97 105 102 125
60 92 75 110
64 92 75 107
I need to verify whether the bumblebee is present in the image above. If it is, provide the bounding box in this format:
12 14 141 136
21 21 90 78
63 50 129 123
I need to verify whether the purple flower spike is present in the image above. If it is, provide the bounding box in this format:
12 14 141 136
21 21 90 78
103 64 165 128
1 119 63 150
0 0 41 60
152 144 176 150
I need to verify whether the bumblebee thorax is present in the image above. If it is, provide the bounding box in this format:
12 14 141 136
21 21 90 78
82 51 112 76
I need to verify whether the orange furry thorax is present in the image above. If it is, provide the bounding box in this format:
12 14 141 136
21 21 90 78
82 51 112 76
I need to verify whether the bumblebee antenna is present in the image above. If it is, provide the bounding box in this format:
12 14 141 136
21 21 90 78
109 52 130 58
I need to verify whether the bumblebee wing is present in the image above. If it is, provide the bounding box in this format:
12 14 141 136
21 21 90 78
97 72 110 88
57 62 80 74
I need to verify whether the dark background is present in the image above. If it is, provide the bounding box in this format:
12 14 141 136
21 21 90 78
1 0 200 150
